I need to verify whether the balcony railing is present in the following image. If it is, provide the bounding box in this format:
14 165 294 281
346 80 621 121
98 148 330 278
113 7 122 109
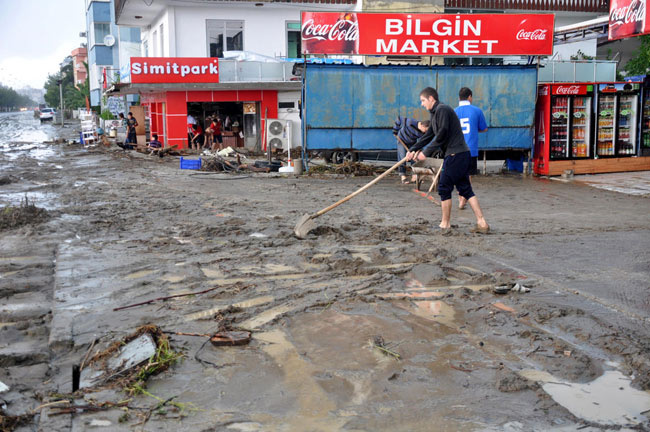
444 0 609 12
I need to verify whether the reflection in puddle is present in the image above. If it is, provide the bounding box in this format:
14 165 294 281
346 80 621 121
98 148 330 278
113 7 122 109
379 291 444 300
159 274 186 283
519 369 650 426
124 269 156 279
409 300 456 327
240 304 293 329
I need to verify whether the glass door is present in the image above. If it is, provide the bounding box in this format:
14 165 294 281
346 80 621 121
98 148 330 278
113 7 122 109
642 93 650 154
617 94 638 156
571 96 590 158
597 94 616 156
550 96 569 160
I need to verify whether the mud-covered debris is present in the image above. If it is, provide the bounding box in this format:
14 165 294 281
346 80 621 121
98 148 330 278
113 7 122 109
210 330 251 346
0 197 49 231
497 371 537 392
493 285 512 294
79 325 181 393
0 175 14 185
511 283 531 293
371 336 401 360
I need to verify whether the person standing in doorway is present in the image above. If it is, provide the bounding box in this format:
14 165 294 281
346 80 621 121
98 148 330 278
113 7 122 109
407 87 490 234
126 112 138 148
454 87 488 209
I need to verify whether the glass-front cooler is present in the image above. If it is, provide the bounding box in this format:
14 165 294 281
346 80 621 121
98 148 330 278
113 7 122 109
617 93 638 155
571 96 591 158
550 96 569 159
596 94 616 157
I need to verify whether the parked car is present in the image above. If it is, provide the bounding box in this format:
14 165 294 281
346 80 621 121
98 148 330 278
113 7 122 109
39 108 55 123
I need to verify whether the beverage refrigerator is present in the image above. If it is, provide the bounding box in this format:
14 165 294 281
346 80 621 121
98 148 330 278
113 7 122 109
640 76 650 156
595 83 641 157
533 83 595 175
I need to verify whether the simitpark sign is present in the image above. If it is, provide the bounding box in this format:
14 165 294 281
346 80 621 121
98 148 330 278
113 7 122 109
130 57 219 84
301 12 555 56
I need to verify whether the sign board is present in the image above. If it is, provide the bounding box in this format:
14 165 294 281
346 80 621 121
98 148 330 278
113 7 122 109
551 84 590 95
609 0 648 40
130 57 219 84
301 12 554 56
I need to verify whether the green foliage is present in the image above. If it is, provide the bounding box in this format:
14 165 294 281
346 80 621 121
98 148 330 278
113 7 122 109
624 35 650 75
570 50 594 61
43 60 88 110
100 109 115 120
0 84 35 108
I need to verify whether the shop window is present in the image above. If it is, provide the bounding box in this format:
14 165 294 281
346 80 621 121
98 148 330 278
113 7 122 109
143 40 149 57
94 23 110 45
287 22 301 58
207 20 243 58
152 30 158 56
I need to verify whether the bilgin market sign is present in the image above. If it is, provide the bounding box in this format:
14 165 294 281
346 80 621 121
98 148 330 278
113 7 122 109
130 57 219 84
608 0 648 40
301 12 555 56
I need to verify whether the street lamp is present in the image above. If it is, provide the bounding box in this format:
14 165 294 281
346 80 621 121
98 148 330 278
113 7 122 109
56 79 64 126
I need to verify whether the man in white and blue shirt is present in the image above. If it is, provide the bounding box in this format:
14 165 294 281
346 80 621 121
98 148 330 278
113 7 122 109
454 87 487 209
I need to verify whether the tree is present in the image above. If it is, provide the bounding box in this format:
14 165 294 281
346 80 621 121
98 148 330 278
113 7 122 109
624 35 650 75
43 60 88 110
0 84 35 109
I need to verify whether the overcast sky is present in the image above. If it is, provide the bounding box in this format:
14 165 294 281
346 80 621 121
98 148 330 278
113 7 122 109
0 0 87 90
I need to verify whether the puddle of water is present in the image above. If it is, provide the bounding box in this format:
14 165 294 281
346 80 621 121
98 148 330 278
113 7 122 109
255 329 345 431
0 191 57 210
351 252 372 263
159 274 186 283
0 270 20 278
124 269 156 280
378 291 444 300
407 300 456 327
249 232 267 238
183 295 274 322
201 267 223 278
240 304 293 329
519 369 650 426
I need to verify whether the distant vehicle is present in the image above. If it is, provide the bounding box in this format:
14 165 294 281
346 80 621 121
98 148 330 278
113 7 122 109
39 108 55 123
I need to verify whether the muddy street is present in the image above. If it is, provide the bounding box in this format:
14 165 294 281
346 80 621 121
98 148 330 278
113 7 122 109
1 110 650 431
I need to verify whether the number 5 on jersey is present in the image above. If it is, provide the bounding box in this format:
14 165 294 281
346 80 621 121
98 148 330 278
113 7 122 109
460 118 470 134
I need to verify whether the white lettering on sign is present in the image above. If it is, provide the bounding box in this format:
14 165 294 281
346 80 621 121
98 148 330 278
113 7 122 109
376 39 497 54
516 29 548 40
301 19 359 41
131 60 219 78
556 85 582 95
610 0 645 26
385 16 481 37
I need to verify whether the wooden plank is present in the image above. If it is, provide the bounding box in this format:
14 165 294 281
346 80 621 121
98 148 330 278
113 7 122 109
546 157 650 176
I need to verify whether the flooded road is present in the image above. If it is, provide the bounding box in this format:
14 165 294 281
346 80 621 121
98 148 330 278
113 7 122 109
1 110 649 431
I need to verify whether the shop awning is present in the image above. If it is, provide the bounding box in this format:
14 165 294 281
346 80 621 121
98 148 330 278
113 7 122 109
105 81 301 96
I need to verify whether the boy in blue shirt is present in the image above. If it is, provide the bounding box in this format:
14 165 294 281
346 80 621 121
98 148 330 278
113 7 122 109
454 87 487 209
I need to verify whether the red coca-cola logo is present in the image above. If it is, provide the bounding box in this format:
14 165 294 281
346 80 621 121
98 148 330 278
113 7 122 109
538 86 549 96
610 0 645 27
556 85 581 95
301 18 359 42
516 29 548 40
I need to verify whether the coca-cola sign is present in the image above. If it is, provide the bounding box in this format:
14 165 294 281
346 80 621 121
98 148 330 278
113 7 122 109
516 29 548 40
301 12 554 56
552 85 588 95
609 0 649 40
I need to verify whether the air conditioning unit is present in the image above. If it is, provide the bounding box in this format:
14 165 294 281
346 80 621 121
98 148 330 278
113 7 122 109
266 118 290 150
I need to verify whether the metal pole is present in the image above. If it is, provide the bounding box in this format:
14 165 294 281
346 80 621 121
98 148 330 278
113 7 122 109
59 82 64 126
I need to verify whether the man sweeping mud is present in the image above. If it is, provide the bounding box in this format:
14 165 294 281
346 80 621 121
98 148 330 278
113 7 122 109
407 87 490 234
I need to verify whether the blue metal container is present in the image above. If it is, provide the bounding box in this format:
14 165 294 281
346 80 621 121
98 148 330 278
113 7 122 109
303 64 538 155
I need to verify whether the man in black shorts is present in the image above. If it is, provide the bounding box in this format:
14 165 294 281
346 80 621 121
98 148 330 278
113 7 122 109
407 87 490 234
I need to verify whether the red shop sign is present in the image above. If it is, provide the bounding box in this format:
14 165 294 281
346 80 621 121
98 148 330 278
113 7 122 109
130 57 219 84
608 0 649 40
301 12 554 56
552 85 589 95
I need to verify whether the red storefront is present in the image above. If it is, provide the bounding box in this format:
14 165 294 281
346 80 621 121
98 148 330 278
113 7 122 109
110 57 293 149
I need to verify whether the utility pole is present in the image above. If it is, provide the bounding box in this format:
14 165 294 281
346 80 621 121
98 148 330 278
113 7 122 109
57 79 64 126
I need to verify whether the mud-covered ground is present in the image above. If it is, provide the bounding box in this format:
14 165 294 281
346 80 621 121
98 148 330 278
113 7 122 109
1 111 650 431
